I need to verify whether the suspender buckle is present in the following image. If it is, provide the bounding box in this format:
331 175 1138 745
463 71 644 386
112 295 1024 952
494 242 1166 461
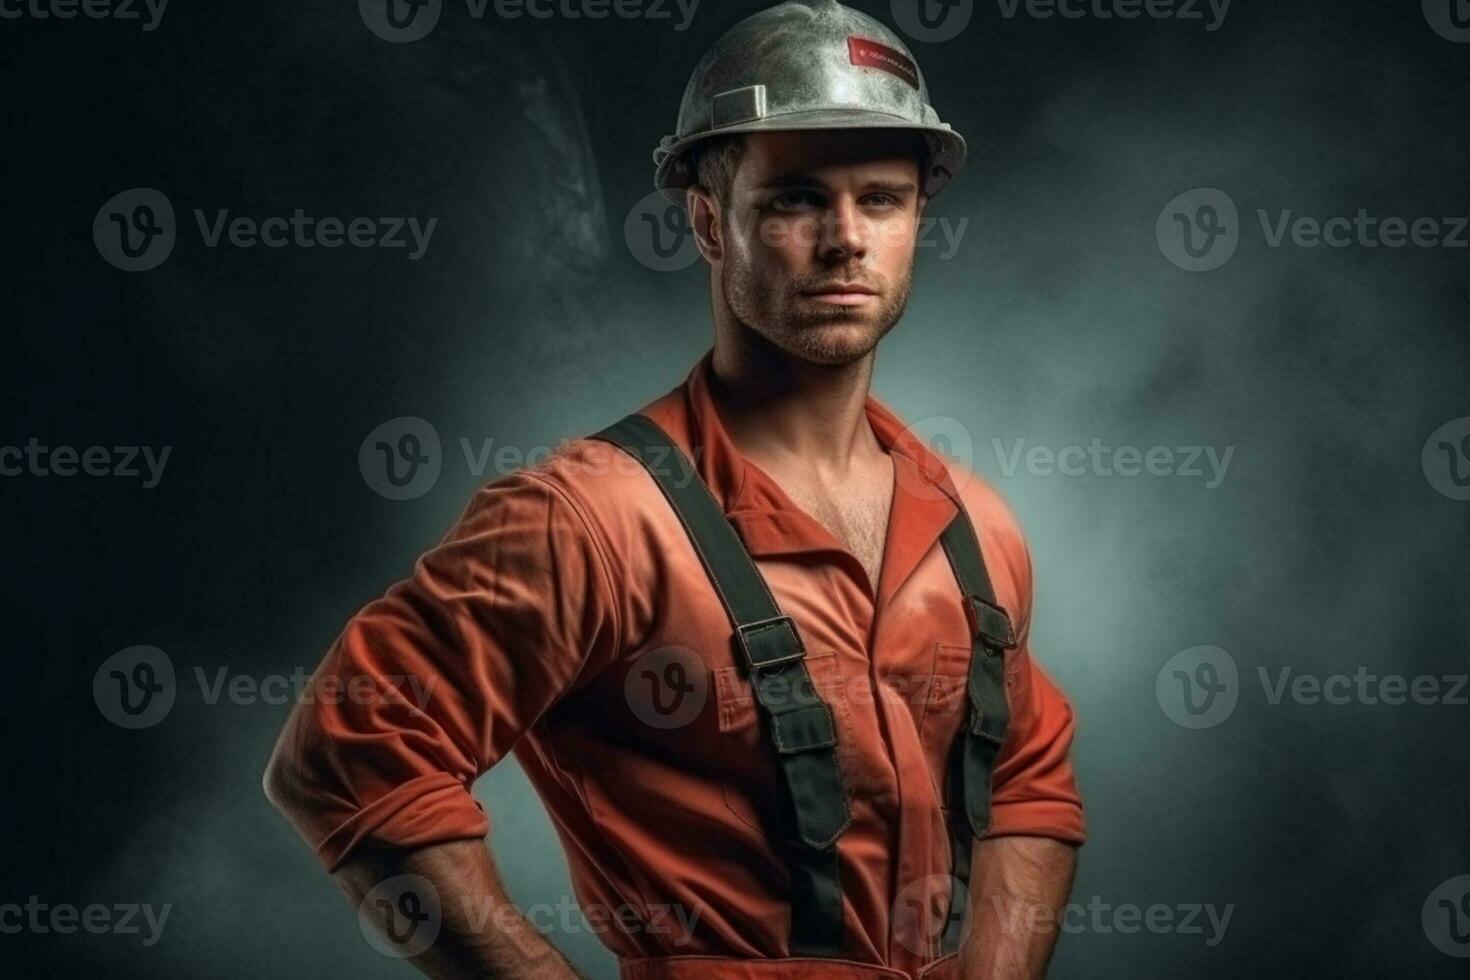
963 594 1015 652
735 614 807 671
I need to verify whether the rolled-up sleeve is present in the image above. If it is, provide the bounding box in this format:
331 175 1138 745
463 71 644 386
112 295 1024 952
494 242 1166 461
984 526 1086 846
265 467 622 871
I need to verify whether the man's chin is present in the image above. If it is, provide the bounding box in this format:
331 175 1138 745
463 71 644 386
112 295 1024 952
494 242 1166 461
776 318 888 365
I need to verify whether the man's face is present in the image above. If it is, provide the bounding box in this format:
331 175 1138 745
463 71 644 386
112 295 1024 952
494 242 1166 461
704 129 926 366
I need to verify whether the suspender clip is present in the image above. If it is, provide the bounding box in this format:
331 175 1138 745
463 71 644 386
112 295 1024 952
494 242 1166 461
963 593 1015 652
735 614 807 671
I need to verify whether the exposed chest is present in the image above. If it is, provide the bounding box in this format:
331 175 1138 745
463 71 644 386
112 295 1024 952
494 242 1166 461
777 457 896 591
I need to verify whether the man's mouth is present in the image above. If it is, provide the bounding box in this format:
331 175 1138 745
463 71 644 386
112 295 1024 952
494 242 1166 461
801 282 878 306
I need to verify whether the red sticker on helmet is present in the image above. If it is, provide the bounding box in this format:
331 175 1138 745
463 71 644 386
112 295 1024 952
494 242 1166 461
847 37 920 90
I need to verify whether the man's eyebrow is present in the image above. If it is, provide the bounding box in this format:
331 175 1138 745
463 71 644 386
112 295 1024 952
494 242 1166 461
863 179 918 195
755 175 919 194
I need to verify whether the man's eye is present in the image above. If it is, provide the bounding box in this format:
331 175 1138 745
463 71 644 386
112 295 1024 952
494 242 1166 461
771 191 819 210
863 194 899 208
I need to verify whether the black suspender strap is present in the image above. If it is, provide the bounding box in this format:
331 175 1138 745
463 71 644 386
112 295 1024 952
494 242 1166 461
936 507 1015 956
590 414 853 957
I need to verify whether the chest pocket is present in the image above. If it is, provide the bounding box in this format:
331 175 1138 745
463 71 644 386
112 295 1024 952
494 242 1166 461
919 643 980 804
713 650 848 834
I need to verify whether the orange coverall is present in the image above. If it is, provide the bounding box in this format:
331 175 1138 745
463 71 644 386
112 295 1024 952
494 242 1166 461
268 350 1086 979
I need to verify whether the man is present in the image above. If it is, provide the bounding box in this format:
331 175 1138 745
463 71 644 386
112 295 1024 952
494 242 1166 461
264 2 1085 978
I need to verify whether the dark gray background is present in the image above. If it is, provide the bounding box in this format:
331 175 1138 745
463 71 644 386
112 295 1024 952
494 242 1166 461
2 0 1467 976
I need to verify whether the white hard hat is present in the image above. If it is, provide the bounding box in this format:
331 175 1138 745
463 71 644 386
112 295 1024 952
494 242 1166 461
653 0 968 204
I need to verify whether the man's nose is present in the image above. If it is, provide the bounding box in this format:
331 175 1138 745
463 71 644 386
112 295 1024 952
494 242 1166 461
816 196 869 261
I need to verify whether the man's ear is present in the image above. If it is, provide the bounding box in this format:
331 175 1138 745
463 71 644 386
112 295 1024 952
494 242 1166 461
687 185 725 264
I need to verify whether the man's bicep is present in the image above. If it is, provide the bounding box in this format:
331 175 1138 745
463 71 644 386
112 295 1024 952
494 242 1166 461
985 644 1086 846
265 468 622 871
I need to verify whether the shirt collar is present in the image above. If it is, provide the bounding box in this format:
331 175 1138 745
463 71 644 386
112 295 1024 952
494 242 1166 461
638 348 965 606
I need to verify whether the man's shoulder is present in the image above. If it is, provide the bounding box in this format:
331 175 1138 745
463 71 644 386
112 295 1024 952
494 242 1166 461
511 434 659 502
489 429 674 541
937 457 1033 600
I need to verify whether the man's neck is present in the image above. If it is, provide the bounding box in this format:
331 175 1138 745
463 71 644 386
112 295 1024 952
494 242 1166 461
707 333 886 477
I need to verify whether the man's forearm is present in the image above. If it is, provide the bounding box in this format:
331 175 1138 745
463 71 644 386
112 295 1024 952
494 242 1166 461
334 838 587 980
960 836 1079 980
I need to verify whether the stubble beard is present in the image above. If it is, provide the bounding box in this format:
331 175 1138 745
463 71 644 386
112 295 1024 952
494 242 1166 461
721 250 914 367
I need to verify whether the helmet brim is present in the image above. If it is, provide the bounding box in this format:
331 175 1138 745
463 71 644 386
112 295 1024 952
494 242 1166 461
653 108 967 206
